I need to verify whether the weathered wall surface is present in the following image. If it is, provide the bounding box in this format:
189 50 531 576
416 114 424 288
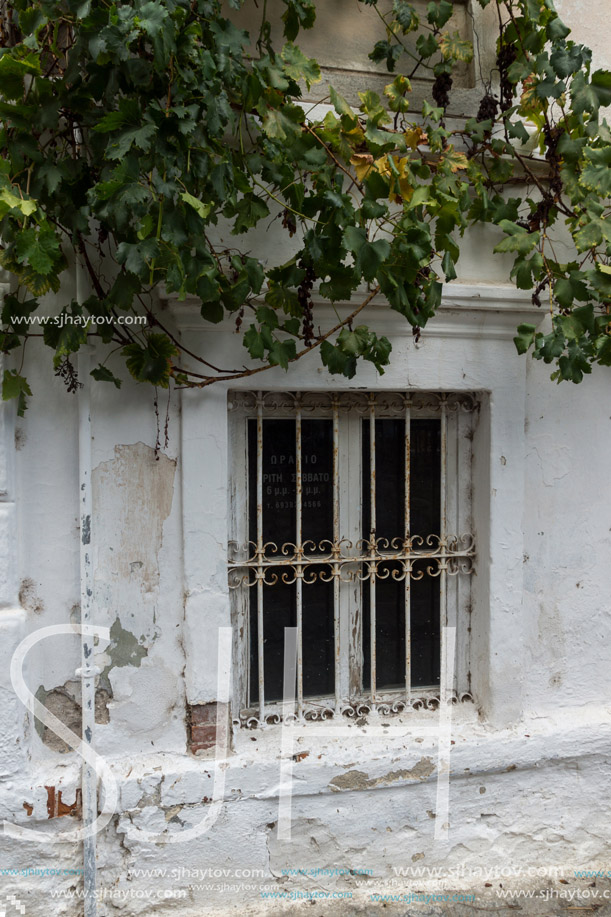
0 2 610 916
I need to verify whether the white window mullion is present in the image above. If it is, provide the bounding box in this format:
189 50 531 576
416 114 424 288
439 397 449 701
295 397 303 716
368 394 377 702
332 396 341 712
344 410 362 702
445 407 459 697
404 398 412 703
256 393 265 721
456 406 475 697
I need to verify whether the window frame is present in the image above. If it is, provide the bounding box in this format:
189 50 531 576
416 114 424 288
228 390 477 726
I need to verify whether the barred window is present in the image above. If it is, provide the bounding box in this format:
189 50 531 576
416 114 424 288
229 392 477 726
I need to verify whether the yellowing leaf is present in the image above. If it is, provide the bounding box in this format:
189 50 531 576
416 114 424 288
519 75 543 114
281 42 321 89
350 153 374 182
404 127 428 149
382 155 413 202
342 122 365 144
384 75 411 113
395 176 413 202
442 149 468 172
373 154 387 175
438 31 473 63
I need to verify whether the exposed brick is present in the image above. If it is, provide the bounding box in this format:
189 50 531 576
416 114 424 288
190 725 217 751
45 786 82 819
190 703 218 726
187 703 227 753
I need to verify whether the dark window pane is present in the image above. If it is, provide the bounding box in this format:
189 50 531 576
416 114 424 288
301 419 334 549
301 420 334 696
248 418 334 703
362 418 441 692
410 559 440 688
410 420 441 541
302 565 335 697
410 420 441 688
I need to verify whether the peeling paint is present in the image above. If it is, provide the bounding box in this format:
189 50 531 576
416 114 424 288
34 683 111 752
105 617 148 671
45 786 82 819
93 442 176 593
81 513 91 545
328 758 435 792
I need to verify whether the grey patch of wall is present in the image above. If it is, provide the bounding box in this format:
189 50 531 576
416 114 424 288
18 577 44 613
34 682 111 752
14 426 26 451
107 617 148 668
329 758 435 792
92 442 176 594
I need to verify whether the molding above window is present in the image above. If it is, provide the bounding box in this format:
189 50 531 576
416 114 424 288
165 281 544 342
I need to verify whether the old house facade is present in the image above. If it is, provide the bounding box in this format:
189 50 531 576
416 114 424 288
0 1 610 914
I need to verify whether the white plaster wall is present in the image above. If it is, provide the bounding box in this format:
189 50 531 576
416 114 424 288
556 0 610 72
520 0 611 717
521 351 611 714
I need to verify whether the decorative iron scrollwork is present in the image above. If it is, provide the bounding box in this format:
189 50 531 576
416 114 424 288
234 692 474 728
228 534 476 588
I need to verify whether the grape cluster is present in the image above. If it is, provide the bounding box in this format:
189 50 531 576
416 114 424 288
543 125 564 198
476 93 499 123
282 208 297 238
497 42 517 111
297 260 316 345
54 357 82 393
432 72 453 110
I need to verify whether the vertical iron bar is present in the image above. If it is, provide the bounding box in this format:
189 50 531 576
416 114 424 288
78 347 97 917
439 397 448 697
369 395 377 702
404 400 411 704
333 397 340 712
296 398 303 715
256 393 265 720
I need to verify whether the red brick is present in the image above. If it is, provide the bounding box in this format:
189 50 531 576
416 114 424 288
188 703 228 752
190 703 218 725
191 724 217 746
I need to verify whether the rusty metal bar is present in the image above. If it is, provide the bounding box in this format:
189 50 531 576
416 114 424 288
404 401 411 703
256 393 265 720
369 395 377 701
333 397 341 711
295 398 303 715
229 539 475 581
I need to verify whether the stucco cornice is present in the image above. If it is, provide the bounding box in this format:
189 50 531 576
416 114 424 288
165 281 545 341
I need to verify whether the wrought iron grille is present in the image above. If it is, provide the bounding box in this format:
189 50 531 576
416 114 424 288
228 391 477 726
